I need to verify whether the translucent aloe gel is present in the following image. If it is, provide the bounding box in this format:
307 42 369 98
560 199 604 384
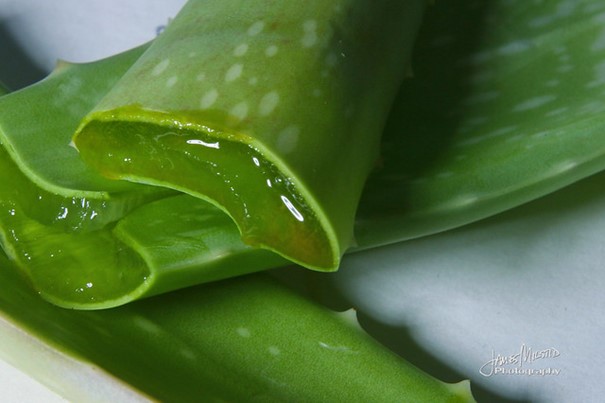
74 0 426 270
1 0 427 308
0 46 168 308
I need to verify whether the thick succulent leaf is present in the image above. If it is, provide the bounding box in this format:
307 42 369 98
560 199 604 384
0 45 168 238
111 194 287 302
355 0 605 248
0 45 150 196
0 255 474 402
0 49 163 308
73 0 426 270
0 49 285 309
3 0 605 310
0 139 288 308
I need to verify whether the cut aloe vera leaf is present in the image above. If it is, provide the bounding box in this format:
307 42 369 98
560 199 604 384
355 0 605 248
0 44 168 234
0 254 474 402
112 194 287 299
0 51 155 308
1 142 286 309
0 143 149 308
0 45 152 197
73 0 426 271
0 47 167 308
0 45 287 308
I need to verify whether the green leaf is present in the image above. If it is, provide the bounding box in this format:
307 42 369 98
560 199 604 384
0 254 474 402
2 0 605 310
0 45 150 196
0 140 288 308
355 0 605 247
0 46 174 308
73 0 426 271
0 46 289 308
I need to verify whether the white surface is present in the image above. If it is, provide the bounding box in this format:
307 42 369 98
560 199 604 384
333 173 605 402
0 358 66 403
0 314 150 402
0 0 186 70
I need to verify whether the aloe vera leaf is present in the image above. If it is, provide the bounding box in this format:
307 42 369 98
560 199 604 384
355 0 605 248
0 141 289 308
0 256 475 402
0 143 149 307
6 0 605 309
73 0 426 271
0 65 286 308
0 46 170 309
0 45 168 233
0 45 150 197
0 39 287 309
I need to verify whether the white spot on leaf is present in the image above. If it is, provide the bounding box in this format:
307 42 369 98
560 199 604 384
545 106 569 117
545 79 560 87
301 19 318 48
230 102 249 122
277 125 300 153
234 43 249 57
528 15 554 28
259 91 280 115
248 21 265 36
200 89 219 109
318 341 357 354
551 160 578 175
152 59 170 76
513 95 556 112
303 19 317 31
236 327 251 338
265 45 278 57
225 63 243 82
166 76 178 88
497 40 531 55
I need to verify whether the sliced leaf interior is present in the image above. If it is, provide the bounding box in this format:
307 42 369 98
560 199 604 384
0 48 285 309
0 144 284 308
0 45 149 197
1 0 605 309
73 0 426 270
